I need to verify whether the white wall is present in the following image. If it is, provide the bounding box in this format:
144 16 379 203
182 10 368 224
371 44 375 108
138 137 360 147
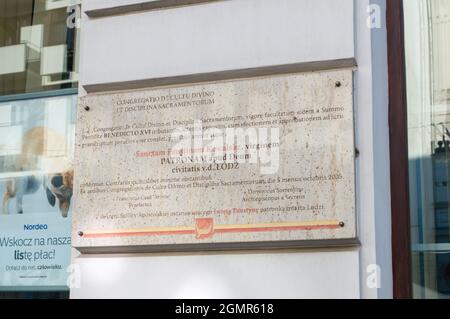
354 0 392 299
83 0 158 11
71 250 360 299
72 0 392 299
79 0 354 88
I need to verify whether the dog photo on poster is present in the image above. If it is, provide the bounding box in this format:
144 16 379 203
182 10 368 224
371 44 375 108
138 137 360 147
0 95 75 289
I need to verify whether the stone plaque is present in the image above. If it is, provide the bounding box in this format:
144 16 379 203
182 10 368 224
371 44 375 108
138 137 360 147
73 69 357 252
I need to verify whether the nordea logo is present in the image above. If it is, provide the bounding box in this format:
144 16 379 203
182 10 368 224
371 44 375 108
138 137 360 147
24 224 48 231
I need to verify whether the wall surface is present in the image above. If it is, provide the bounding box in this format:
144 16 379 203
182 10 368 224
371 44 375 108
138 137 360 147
80 0 354 87
72 250 359 298
72 0 392 299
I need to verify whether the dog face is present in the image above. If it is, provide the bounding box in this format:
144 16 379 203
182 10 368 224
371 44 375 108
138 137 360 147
44 169 74 218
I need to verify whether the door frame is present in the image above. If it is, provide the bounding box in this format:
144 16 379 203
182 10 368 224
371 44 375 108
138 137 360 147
386 0 413 299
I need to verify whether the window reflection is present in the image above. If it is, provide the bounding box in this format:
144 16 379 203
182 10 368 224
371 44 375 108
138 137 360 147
405 0 450 299
0 0 80 96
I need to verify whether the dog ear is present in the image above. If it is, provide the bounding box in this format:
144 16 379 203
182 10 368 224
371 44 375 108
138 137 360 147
46 187 56 207
59 199 70 218
63 169 74 189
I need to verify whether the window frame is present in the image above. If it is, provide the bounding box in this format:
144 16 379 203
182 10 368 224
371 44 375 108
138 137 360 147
387 0 413 299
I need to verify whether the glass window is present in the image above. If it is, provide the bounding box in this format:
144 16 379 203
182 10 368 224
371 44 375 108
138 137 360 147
404 0 450 299
0 0 80 96
0 0 80 299
0 94 76 293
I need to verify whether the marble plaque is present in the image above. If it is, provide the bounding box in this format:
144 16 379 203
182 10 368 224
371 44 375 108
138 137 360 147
72 69 357 252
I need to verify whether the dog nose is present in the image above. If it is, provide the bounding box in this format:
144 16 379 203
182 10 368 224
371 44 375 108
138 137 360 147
51 175 63 188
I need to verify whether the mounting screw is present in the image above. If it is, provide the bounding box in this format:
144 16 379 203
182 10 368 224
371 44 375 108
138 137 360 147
339 222 345 228
84 105 90 111
78 231 84 237
335 81 342 88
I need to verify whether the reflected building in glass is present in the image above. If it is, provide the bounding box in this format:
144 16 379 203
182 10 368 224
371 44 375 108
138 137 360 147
405 0 450 299
0 0 80 96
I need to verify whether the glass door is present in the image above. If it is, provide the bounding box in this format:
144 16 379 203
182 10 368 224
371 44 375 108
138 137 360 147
404 0 450 299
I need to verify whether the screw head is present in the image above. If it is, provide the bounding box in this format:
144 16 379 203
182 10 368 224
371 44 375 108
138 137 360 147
78 231 84 237
84 105 90 111
335 81 342 88
339 222 345 228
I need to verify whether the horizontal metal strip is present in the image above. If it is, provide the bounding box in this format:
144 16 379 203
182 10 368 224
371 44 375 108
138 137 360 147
0 88 78 103
75 238 361 255
85 0 225 18
83 58 357 94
